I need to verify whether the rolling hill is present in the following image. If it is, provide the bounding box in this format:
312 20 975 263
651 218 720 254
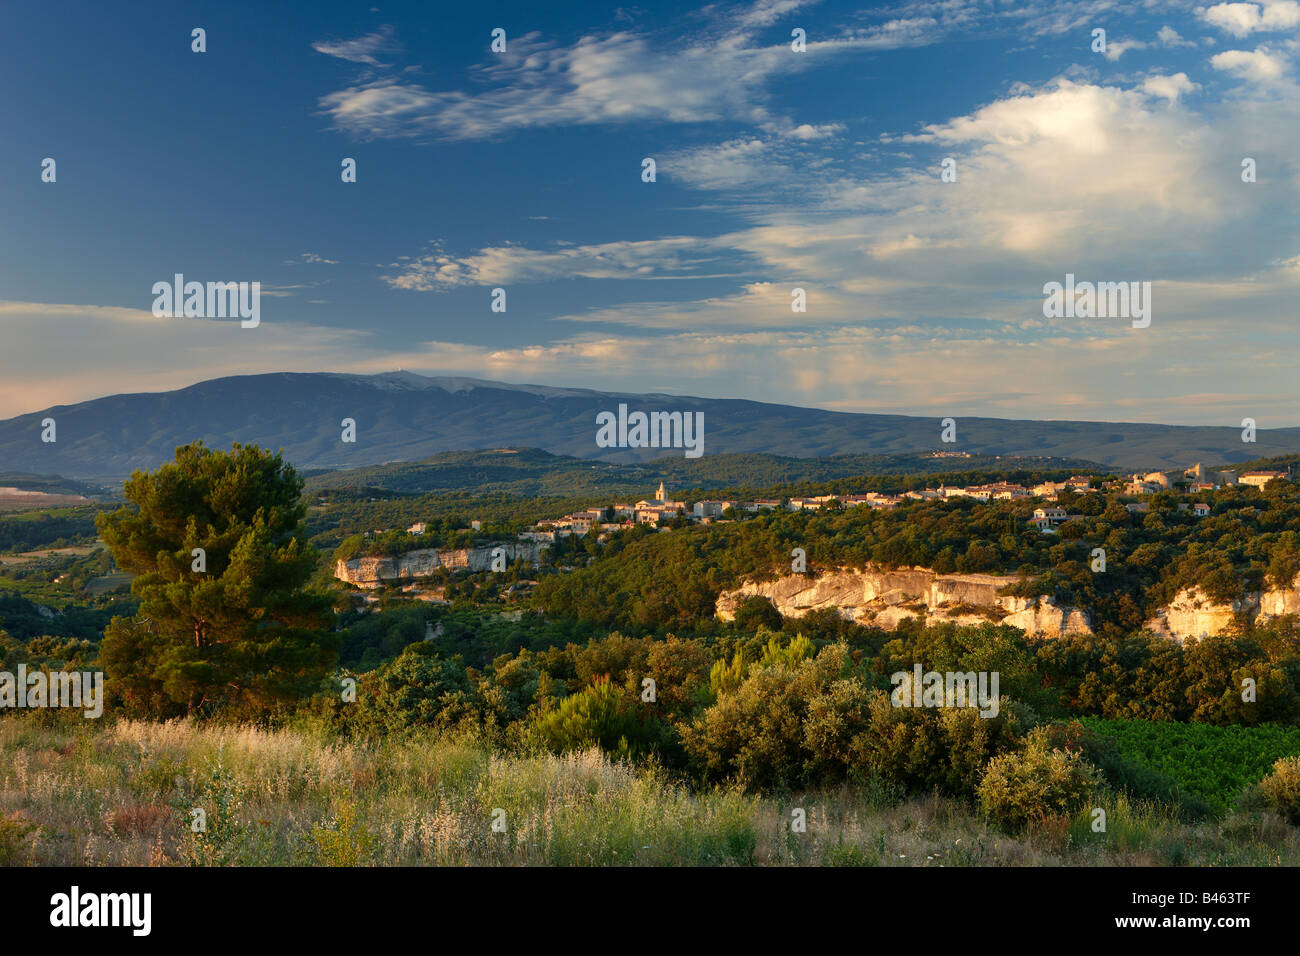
303 447 1113 498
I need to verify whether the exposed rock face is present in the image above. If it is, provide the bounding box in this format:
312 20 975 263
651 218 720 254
715 566 1091 638
1260 581 1300 618
717 567 1300 644
335 541 546 588
1145 588 1256 643
1145 578 1300 643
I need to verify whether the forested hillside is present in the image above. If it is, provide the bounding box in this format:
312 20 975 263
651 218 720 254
531 482 1300 637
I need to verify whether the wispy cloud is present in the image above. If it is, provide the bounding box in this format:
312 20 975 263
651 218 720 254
381 236 735 290
312 24 402 66
316 4 947 142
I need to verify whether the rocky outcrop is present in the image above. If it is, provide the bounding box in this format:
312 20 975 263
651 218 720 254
1145 577 1300 643
716 566 1300 644
715 566 1091 638
335 541 546 589
1260 581 1300 618
1144 588 1256 643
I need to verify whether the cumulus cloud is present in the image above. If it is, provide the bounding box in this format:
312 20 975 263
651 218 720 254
1141 72 1198 101
1102 38 1147 61
384 71 1298 344
1156 25 1197 48
1210 47 1289 81
1202 1 1300 38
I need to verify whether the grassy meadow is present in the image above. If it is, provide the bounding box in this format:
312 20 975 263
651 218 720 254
3 717 1298 867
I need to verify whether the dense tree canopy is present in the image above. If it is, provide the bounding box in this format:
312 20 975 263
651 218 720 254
530 482 1300 638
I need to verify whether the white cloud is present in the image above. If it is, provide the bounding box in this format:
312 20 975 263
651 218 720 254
380 236 731 290
1156 25 1196 48
7 250 1300 426
1141 72 1198 101
1202 1 1300 37
312 25 402 66
763 120 844 139
1103 38 1147 61
0 300 158 324
737 0 812 28
785 122 843 139
385 72 1299 343
316 5 947 141
323 317 1300 427
663 138 784 189
1210 47 1289 81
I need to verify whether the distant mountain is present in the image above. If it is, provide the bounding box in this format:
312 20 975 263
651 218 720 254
0 471 107 497
1 371 1297 481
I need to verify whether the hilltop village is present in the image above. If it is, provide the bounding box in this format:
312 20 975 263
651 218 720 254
510 464 1292 543
351 460 1294 564
333 460 1296 610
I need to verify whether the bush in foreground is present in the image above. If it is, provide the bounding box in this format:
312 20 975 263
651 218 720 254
1257 756 1300 825
977 729 1103 831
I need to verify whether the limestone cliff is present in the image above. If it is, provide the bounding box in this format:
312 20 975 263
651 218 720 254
1144 588 1256 643
1144 578 1300 643
715 566 1091 638
716 566 1300 643
335 541 546 589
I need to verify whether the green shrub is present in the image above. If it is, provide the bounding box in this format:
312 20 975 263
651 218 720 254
345 643 479 736
977 729 1102 831
801 677 875 785
1257 756 1300 825
852 692 1025 798
311 799 378 866
172 763 247 866
0 813 38 865
528 677 668 758
684 644 853 791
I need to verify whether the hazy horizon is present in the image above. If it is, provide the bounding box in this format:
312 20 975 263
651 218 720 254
8 367 1300 435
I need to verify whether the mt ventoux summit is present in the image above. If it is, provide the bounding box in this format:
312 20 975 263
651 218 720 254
3 371 1298 480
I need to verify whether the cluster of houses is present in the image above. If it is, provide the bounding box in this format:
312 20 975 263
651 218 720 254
526 477 1107 541
1124 463 1286 495
1120 464 1288 511
527 482 765 541
389 464 1293 546
405 520 482 535
1027 464 1291 531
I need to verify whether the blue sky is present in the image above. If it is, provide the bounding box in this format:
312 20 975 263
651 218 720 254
2 0 1299 426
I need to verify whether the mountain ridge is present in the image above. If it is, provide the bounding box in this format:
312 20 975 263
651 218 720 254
3 371 1298 480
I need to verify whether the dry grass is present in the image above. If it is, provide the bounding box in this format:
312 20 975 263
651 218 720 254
1 717 1297 866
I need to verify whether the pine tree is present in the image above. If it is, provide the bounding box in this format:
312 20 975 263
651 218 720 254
96 442 338 717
